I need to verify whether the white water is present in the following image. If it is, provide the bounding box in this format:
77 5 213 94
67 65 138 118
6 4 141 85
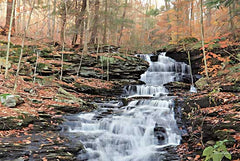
190 85 197 93
66 53 191 161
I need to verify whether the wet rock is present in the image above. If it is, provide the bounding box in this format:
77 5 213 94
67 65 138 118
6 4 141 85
150 55 159 62
182 74 202 84
154 124 167 145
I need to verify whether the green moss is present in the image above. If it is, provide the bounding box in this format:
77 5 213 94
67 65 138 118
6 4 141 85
37 63 48 70
62 64 72 69
190 41 202 50
164 44 179 51
208 43 221 50
99 55 120 66
195 77 209 90
27 56 37 63
9 56 19 63
178 37 198 44
41 48 52 53
17 113 34 126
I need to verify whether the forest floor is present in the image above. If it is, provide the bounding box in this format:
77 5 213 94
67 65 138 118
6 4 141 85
0 34 239 160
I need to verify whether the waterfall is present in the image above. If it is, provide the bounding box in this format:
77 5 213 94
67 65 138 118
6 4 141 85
64 53 191 161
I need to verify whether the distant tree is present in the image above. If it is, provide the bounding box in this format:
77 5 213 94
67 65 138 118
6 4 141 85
14 0 35 92
200 0 209 78
118 0 128 46
102 0 108 44
90 0 100 44
4 0 16 79
72 0 87 46
4 0 16 35
206 0 239 39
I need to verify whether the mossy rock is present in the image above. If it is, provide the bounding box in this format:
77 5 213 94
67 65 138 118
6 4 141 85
19 63 33 76
41 48 53 54
0 51 5 57
190 41 202 50
214 130 236 143
0 114 35 130
178 37 198 44
9 56 20 63
207 43 221 50
27 56 37 63
37 63 51 70
17 113 35 126
12 47 31 56
99 55 121 66
195 77 209 90
162 44 179 52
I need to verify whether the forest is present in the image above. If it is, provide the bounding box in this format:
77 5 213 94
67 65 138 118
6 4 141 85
0 0 239 161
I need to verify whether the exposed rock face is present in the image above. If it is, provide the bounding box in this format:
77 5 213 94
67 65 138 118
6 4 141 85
164 46 239 75
165 50 202 75
27 51 148 84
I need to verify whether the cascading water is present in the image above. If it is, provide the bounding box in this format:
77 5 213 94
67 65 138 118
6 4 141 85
63 53 190 161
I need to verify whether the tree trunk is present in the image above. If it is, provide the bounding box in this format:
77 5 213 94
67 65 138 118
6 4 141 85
16 0 20 33
60 2 67 44
102 0 107 44
60 1 67 81
206 7 211 27
200 0 209 78
117 0 127 46
79 21 84 46
82 0 90 54
72 0 87 46
52 0 56 40
4 0 16 35
90 0 100 44
14 0 35 92
78 0 90 76
22 0 26 34
228 4 235 39
174 0 180 42
189 0 194 36
47 0 51 38
5 0 16 78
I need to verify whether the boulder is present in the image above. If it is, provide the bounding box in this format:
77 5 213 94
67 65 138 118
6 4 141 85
0 94 24 108
154 124 167 145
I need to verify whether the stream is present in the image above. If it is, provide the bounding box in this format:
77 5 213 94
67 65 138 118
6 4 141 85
63 53 191 161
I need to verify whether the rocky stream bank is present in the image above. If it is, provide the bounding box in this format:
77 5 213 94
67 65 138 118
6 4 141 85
0 41 148 160
159 43 240 161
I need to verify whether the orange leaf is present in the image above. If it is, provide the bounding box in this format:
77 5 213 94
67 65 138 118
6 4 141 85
194 155 201 161
42 157 48 161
